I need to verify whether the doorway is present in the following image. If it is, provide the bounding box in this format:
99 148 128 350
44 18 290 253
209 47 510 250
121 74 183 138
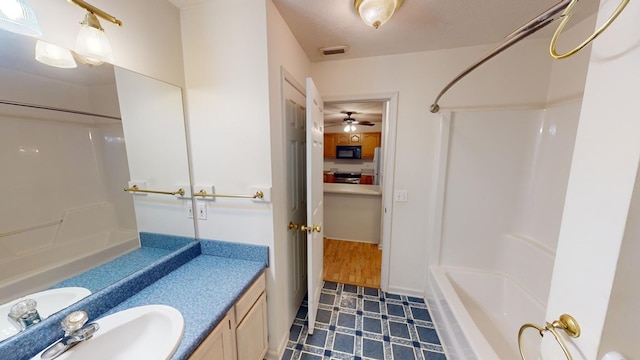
325 96 398 291
321 100 385 288
282 70 399 325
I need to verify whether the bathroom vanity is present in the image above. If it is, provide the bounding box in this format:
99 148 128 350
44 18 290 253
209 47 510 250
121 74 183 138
0 235 269 360
189 272 267 360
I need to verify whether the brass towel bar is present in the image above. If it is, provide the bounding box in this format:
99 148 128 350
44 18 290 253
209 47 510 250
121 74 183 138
0 220 63 238
518 314 580 360
124 185 186 196
193 189 264 200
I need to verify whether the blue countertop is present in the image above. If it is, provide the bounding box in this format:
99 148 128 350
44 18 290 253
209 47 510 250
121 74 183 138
0 234 268 360
104 255 265 359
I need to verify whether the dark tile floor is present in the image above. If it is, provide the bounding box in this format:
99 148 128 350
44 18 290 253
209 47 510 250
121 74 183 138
282 282 447 360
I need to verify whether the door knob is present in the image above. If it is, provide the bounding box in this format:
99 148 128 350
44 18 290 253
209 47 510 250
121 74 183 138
288 222 299 230
300 224 321 233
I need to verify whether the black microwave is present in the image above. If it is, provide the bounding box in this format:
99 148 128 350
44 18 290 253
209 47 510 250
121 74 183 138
336 145 362 159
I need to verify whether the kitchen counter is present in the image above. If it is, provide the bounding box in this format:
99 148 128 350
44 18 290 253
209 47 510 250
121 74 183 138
0 236 268 360
324 183 382 196
323 184 382 243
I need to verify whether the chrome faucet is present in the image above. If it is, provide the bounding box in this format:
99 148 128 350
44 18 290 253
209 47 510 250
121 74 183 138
40 311 99 360
8 299 41 331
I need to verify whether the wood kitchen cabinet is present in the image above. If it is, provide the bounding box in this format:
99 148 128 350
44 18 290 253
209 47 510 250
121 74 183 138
335 133 361 145
362 132 381 159
189 272 268 360
324 133 336 158
360 174 374 185
325 132 380 159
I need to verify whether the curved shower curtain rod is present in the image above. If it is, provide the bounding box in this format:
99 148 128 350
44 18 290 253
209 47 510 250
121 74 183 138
429 0 630 113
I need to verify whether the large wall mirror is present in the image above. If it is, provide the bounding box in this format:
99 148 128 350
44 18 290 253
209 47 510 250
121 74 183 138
0 29 195 340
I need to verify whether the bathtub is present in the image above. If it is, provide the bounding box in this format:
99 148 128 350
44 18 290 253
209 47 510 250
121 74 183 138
0 203 139 302
427 234 554 359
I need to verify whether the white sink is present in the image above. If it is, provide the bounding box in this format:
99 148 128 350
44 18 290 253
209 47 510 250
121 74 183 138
40 305 184 360
0 287 91 341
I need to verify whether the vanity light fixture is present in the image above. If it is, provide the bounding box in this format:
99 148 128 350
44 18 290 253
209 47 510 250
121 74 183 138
68 0 122 64
0 0 42 36
354 0 403 29
35 40 77 69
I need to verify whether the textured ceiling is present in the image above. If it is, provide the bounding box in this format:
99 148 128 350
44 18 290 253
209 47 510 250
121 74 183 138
272 0 599 62
324 101 384 124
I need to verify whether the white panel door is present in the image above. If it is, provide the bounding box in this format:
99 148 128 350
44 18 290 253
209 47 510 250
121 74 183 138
284 79 308 322
305 77 324 335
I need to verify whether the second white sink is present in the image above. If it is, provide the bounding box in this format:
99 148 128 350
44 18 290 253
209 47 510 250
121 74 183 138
0 287 91 341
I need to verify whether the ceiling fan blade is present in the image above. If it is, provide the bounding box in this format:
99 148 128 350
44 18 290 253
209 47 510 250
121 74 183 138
353 120 375 126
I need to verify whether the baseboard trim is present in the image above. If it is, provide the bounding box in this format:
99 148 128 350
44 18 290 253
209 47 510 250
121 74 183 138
265 331 289 360
386 285 424 298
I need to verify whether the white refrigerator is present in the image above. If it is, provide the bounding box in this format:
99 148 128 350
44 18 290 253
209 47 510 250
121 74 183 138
373 147 383 185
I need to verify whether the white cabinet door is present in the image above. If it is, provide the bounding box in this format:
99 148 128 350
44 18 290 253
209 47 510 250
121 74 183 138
189 313 235 360
236 292 268 360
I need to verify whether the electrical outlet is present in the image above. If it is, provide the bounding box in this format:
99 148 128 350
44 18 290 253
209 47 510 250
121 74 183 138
186 201 193 219
394 190 408 202
197 202 207 220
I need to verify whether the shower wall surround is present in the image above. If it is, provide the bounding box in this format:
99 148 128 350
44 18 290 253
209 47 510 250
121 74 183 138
0 69 137 302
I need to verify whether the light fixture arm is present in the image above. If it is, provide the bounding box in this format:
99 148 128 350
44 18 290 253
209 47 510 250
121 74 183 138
68 0 122 26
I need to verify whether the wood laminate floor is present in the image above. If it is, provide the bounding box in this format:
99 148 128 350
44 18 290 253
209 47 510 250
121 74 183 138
323 238 382 288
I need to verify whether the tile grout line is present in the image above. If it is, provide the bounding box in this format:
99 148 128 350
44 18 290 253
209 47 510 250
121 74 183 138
281 282 447 360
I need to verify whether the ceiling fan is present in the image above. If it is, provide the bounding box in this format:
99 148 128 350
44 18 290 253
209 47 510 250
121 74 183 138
327 111 375 128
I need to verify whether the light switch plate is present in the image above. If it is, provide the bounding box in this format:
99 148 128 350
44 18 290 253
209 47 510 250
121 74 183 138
196 201 207 220
394 190 408 202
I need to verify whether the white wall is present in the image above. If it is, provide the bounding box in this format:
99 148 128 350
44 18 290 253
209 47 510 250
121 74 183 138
179 0 312 357
598 165 640 359
180 0 273 243
265 0 312 356
543 0 640 357
30 0 185 86
311 38 552 294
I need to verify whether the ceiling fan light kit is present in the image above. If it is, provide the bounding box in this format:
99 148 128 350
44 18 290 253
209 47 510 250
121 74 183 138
354 0 403 29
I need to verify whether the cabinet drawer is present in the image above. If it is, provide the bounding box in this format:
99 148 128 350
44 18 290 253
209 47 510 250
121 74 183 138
235 271 266 323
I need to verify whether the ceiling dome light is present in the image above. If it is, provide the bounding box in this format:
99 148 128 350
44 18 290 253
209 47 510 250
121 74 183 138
355 0 403 29
35 40 77 69
75 11 113 63
344 125 351 132
0 0 42 36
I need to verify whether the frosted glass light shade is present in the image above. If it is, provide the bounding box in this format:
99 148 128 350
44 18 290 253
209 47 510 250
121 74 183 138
356 0 399 29
0 0 42 36
75 13 113 64
35 40 77 69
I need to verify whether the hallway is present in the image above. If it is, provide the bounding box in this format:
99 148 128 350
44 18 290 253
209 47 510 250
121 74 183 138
323 238 382 288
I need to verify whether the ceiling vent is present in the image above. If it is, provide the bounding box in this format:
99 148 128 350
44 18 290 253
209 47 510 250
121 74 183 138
319 46 348 56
